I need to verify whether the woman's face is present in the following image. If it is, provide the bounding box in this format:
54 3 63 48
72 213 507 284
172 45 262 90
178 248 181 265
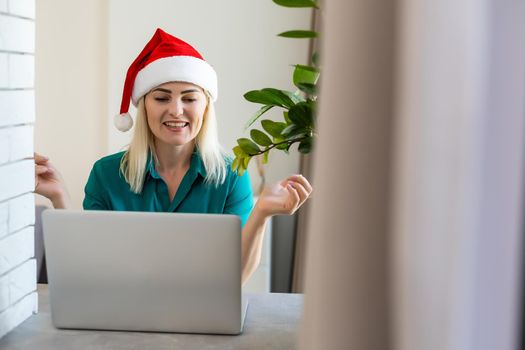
144 81 208 148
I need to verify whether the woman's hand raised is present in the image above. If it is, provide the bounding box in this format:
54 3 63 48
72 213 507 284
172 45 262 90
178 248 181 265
255 174 313 218
34 152 71 209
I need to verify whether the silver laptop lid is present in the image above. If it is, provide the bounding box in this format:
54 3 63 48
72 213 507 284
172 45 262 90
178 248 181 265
42 209 244 335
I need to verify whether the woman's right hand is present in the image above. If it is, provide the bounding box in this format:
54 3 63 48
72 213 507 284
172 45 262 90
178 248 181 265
34 152 71 209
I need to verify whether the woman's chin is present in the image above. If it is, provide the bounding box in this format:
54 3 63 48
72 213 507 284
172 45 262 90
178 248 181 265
155 136 195 148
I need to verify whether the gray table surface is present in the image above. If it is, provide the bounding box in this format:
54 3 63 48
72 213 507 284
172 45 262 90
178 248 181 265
0 285 303 350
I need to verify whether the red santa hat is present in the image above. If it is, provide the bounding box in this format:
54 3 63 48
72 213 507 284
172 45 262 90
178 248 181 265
114 28 218 132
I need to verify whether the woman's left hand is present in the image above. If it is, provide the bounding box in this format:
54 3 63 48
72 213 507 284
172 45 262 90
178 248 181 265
255 174 313 217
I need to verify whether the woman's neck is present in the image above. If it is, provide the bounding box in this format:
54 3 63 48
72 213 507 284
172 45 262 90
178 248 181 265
154 141 194 174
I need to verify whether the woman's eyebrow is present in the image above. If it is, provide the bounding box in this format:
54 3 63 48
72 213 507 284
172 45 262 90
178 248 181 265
151 88 172 93
181 89 201 94
151 88 200 94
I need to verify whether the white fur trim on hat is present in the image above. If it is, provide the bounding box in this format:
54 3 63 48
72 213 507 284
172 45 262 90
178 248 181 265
131 56 218 105
114 112 133 132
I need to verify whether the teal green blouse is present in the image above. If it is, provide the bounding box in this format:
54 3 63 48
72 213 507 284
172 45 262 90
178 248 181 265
82 151 254 228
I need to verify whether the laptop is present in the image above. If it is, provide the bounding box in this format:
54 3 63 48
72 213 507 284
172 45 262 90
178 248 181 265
42 209 248 335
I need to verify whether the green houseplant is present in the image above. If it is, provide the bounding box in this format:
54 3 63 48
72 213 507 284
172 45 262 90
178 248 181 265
232 0 321 176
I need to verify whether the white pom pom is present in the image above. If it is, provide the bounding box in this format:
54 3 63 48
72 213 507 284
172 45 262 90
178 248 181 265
114 113 133 132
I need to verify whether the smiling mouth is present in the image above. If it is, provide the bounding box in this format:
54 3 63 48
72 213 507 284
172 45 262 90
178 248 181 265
163 121 189 129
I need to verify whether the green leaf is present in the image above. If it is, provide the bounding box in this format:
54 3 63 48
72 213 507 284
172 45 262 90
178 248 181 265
261 119 286 138
293 65 320 91
293 64 319 73
244 105 273 130
233 146 246 158
250 129 273 147
276 142 291 153
272 0 319 8
262 151 269 164
278 30 318 39
288 101 314 127
311 52 320 67
242 156 251 169
298 137 313 154
232 157 241 171
297 83 317 95
283 111 292 124
236 156 251 176
244 88 295 109
282 90 305 104
237 164 246 176
237 138 261 155
282 124 309 138
273 137 285 144
281 124 299 136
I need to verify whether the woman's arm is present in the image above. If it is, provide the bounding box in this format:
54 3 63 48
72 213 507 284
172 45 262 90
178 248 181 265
241 203 270 285
241 174 312 285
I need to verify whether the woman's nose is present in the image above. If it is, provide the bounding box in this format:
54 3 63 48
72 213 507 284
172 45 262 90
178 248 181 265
168 100 184 116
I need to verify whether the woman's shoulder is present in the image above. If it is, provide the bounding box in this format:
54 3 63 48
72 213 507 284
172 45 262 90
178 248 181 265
222 154 234 168
92 151 126 170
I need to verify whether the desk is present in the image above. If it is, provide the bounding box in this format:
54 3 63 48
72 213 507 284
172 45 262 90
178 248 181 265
0 285 303 349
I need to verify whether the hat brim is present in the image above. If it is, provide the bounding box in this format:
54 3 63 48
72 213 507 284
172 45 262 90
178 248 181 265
131 55 218 105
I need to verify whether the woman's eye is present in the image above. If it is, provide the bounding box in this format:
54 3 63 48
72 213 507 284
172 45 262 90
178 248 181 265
154 97 169 102
184 98 197 103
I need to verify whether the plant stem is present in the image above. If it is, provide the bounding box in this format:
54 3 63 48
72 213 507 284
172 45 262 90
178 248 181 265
247 135 309 156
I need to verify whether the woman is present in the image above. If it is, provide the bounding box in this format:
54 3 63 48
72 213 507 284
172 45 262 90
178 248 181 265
34 28 312 285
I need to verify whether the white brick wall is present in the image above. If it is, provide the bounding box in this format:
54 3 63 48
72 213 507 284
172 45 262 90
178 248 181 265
0 126 34 165
0 292 37 337
0 0 37 340
0 203 7 239
0 0 8 13
0 90 36 127
0 53 8 87
7 259 36 304
7 0 35 19
0 15 35 53
8 193 35 233
0 259 36 313
0 161 34 202
0 227 34 276
8 53 34 89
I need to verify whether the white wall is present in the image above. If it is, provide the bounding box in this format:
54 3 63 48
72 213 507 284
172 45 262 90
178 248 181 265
35 0 311 209
34 0 108 209
0 0 38 339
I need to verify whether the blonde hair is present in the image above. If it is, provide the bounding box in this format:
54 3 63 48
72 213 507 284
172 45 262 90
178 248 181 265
120 91 227 194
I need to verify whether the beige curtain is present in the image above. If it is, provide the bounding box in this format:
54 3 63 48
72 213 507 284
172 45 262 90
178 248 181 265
298 0 525 349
